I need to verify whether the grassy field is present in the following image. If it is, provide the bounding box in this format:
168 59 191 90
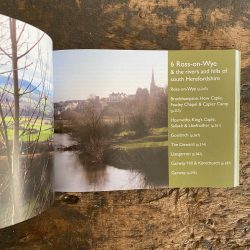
113 127 168 150
2 116 53 142
105 127 168 184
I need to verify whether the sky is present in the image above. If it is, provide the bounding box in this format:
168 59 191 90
0 14 53 93
53 49 168 102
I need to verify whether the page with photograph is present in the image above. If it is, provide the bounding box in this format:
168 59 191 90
0 14 54 228
53 49 240 191
53 50 169 192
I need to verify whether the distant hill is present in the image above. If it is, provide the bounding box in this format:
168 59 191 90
0 74 53 118
0 74 41 95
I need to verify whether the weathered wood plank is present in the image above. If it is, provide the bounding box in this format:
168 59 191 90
1 0 249 83
0 1 249 249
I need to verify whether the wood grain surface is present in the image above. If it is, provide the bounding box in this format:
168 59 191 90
0 1 249 249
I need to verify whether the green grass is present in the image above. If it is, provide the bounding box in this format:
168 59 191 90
115 130 135 137
2 116 53 142
113 127 168 150
151 127 168 135
114 140 168 149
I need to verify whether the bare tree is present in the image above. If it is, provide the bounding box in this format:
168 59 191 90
128 89 150 137
0 16 52 224
9 18 20 173
72 96 110 164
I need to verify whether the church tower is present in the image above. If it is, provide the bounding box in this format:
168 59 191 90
150 68 156 96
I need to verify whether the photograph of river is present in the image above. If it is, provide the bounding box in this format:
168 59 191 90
53 50 168 192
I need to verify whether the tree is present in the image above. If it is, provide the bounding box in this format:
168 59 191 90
128 89 150 137
136 87 149 101
0 16 52 224
72 96 111 164
150 91 168 127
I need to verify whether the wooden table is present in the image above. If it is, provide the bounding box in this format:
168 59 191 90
0 1 249 249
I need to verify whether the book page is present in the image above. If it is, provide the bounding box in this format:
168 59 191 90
0 14 54 228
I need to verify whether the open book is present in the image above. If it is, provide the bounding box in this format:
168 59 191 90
0 14 240 228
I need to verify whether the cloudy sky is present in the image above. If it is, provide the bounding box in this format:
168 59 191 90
53 49 168 102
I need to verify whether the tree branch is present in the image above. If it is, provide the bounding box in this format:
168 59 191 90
17 33 45 60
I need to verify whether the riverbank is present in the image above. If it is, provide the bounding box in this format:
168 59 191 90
54 127 168 185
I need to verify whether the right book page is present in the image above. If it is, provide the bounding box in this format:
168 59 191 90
168 50 240 187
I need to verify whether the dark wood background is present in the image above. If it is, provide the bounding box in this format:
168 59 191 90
0 1 249 249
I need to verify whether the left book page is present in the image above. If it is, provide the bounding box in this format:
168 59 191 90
0 14 54 228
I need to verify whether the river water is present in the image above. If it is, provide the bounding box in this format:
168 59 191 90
53 133 155 192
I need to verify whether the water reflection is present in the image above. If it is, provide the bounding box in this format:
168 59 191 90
53 133 167 192
54 151 148 191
